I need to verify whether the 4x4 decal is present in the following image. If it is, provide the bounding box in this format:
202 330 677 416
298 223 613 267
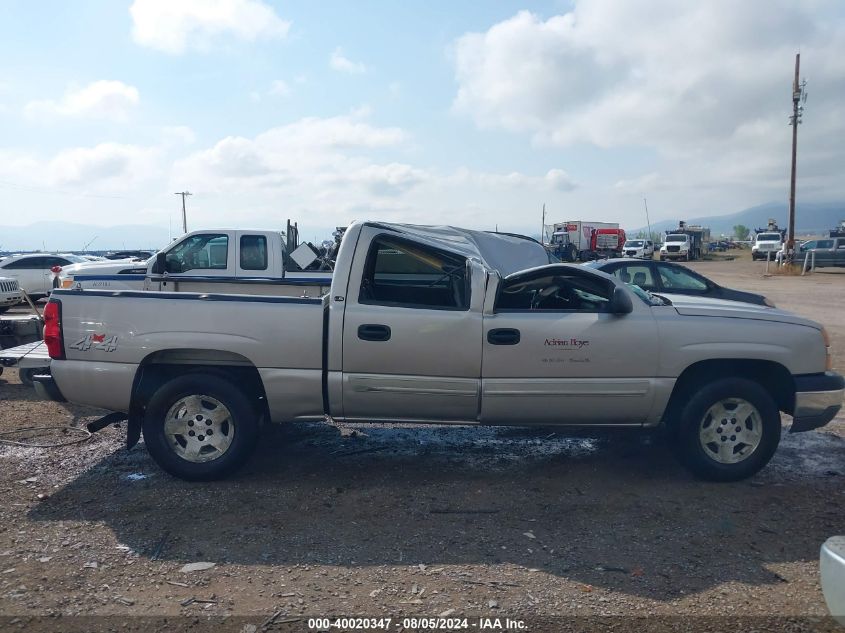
68 333 119 352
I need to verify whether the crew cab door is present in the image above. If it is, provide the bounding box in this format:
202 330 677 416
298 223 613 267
480 266 660 425
339 227 483 422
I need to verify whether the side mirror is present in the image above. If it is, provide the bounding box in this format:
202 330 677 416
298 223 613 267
610 286 633 314
152 252 167 274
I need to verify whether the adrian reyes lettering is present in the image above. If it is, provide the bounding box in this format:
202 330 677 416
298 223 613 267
544 337 590 349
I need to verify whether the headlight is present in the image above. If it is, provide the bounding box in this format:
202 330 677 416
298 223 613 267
822 327 833 371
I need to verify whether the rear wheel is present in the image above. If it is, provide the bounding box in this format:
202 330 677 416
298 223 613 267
142 374 260 480
673 378 781 481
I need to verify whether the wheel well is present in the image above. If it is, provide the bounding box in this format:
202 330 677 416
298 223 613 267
664 359 795 426
130 350 270 428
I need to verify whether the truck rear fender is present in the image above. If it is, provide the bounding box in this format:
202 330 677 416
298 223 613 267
126 348 269 449
662 359 795 429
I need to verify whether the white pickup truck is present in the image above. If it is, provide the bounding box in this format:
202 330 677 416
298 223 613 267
37 221 843 482
60 227 332 298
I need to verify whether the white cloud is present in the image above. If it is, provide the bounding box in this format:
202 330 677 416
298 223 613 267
330 47 367 74
129 0 290 54
173 112 411 195
544 168 576 192
452 2 845 200
24 80 139 121
269 79 291 97
48 143 160 188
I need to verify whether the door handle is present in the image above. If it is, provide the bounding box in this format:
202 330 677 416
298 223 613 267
358 324 391 342
487 328 520 345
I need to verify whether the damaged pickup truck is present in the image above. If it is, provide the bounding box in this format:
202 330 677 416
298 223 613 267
37 222 843 481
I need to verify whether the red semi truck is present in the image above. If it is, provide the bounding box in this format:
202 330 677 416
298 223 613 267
550 221 626 261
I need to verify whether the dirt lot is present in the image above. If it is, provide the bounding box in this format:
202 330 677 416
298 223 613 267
0 256 843 632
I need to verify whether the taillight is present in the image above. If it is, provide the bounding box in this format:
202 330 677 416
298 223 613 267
43 301 65 359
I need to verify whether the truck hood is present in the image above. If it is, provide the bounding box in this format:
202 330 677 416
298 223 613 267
663 294 820 329
62 259 149 276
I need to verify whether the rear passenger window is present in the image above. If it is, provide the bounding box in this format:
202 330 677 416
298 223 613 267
240 235 268 271
359 237 468 310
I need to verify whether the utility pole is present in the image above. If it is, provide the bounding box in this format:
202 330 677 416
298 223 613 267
174 191 192 234
787 53 808 257
541 203 546 244
643 197 653 242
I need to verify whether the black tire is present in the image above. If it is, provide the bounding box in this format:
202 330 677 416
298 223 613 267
142 374 260 481
565 244 577 262
673 378 781 481
19 368 37 388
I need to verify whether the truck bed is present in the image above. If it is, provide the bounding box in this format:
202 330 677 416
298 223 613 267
49 289 327 420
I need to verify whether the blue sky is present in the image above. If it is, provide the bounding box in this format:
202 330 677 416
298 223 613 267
1 0 843 248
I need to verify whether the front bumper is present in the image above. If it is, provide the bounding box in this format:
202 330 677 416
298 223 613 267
791 371 844 432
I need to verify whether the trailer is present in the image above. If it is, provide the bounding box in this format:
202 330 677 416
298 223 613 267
550 221 626 261
659 221 710 261
0 312 48 386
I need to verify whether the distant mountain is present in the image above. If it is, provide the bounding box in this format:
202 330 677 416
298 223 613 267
630 201 845 237
0 221 171 253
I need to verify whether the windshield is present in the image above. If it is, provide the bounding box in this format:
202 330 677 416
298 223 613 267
757 233 781 242
624 240 644 247
665 235 687 243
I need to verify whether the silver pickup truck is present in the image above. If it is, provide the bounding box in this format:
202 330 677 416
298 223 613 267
37 221 843 482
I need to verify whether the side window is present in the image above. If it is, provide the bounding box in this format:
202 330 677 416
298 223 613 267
497 270 613 312
240 235 268 271
165 234 229 273
658 267 708 291
610 264 656 291
4 257 43 270
46 257 71 267
359 237 468 310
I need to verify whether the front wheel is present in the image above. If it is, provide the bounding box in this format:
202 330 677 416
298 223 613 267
673 378 781 481
142 374 260 480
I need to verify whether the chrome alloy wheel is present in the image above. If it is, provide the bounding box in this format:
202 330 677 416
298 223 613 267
164 395 235 463
698 397 763 464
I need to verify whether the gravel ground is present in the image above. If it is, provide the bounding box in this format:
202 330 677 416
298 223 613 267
0 255 843 632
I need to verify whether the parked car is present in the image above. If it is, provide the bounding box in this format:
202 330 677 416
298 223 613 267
0 276 22 313
584 259 773 306
804 237 845 268
38 221 841 482
0 253 88 299
821 536 845 624
622 239 654 259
